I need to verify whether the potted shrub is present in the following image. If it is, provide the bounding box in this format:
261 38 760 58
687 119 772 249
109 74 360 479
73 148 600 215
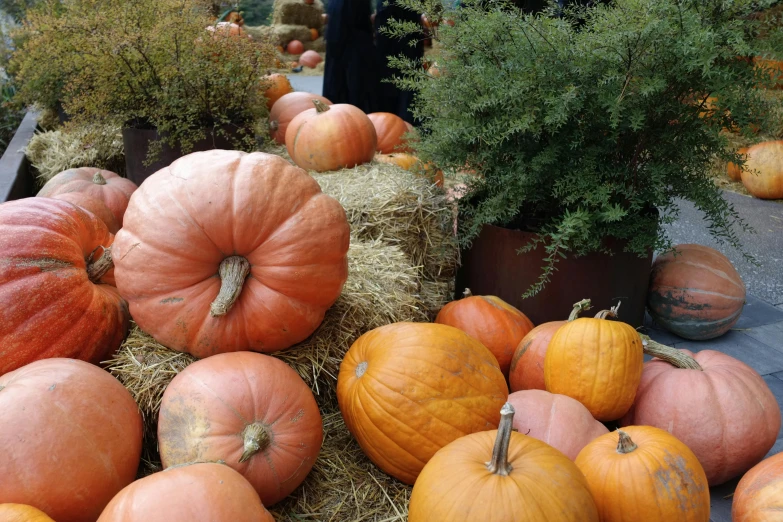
388 0 783 326
10 0 277 184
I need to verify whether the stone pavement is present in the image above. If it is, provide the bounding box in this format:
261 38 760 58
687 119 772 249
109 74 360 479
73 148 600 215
286 74 324 96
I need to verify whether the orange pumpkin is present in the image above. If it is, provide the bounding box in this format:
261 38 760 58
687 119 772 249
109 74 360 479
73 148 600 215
575 427 710 522
408 403 599 522
287 39 304 55
158 352 322 506
647 244 745 340
754 57 783 89
36 167 137 226
206 21 247 38
50 192 120 233
286 100 377 172
0 198 129 375
740 140 783 199
367 112 414 154
310 28 318 40
728 147 749 181
374 153 444 187
0 505 55 522
620 339 781 486
276 45 284 53
0 358 143 522
261 73 294 110
337 322 509 485
435 288 534 376
269 92 332 145
544 304 643 421
97 463 273 522
299 50 322 68
732 453 783 522
509 299 591 391
112 150 350 357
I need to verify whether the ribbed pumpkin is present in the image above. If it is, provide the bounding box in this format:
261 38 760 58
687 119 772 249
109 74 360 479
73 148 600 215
0 198 129 375
732 453 783 522
269 92 332 145
286 100 377 172
97 463 274 522
647 244 746 340
112 150 350 358
436 289 534 375
36 167 137 226
507 390 609 460
727 147 749 181
408 403 599 522
158 352 323 506
50 192 120 233
374 153 444 187
509 299 591 391
262 73 294 110
544 304 643 421
740 140 783 200
299 50 322 68
0 505 55 522
575 427 710 522
620 339 780 486
337 322 509 485
0 358 143 522
367 112 413 154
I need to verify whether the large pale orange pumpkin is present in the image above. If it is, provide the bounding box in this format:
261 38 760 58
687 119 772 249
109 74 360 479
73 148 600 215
158 352 322 506
0 358 143 522
299 50 322 68
507 390 609 460
337 322 509 485
741 140 783 200
112 150 350 358
97 463 273 522
544 304 643 421
509 299 591 391
620 339 780 486
262 73 294 110
727 147 749 181
0 505 55 522
36 167 137 226
575 426 710 522
367 112 414 154
269 92 332 145
0 198 129 375
50 192 120 233
408 403 599 522
732 453 783 522
286 100 377 172
647 244 746 340
435 288 534 376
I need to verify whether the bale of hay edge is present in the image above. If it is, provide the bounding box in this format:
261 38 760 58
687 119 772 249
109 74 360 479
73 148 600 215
272 0 324 29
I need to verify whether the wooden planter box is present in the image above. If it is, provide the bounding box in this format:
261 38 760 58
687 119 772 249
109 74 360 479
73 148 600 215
0 111 39 203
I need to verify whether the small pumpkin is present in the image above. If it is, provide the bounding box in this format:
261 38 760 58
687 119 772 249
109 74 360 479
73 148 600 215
509 299 591 392
408 403 599 522
0 358 143 522
206 21 247 38
728 147 749 181
732 452 783 522
367 112 414 154
299 50 322 68
50 192 120 233
620 338 781 486
287 39 304 55
97 463 274 522
310 28 318 40
507 390 609 460
0 198 129 375
36 167 137 226
337 322 509 485
544 303 643 421
0 505 55 522
269 92 332 145
286 100 377 172
575 427 710 522
436 288 534 376
112 150 350 357
740 140 783 200
647 244 745 340
374 153 444 187
261 73 294 110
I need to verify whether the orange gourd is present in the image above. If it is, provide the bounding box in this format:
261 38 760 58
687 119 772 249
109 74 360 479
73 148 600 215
732 453 783 522
728 147 749 181
337 322 509 485
299 50 322 68
50 192 120 233
544 303 643 421
112 150 350 357
374 153 444 187
408 403 599 521
367 112 414 154
575 426 710 522
269 92 332 145
287 39 304 55
261 73 294 110
286 100 377 172
436 289 534 376
0 505 55 522
740 140 783 199
310 28 318 40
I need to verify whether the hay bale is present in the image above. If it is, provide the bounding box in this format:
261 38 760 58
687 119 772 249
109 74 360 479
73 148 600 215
304 36 326 53
243 24 274 40
271 23 313 46
272 0 324 29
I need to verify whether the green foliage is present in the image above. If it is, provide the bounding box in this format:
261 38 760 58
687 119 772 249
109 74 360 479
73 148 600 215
388 0 783 295
237 0 275 25
0 80 25 157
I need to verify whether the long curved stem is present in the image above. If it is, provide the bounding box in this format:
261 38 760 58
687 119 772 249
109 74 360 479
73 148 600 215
568 299 592 321
210 256 251 317
486 402 515 476
640 335 703 370
595 300 622 320
86 246 113 283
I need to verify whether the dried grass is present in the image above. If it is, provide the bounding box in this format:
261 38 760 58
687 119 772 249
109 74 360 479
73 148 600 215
271 24 313 46
272 0 324 29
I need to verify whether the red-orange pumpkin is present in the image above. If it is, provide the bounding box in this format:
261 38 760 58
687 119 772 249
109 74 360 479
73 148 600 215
286 100 377 172
269 92 332 145
287 39 304 55
620 340 781 486
309 28 318 40
732 452 783 522
727 147 749 182
50 192 120 233
299 50 322 68
0 198 129 375
97 463 274 522
262 73 294 110
158 352 322 506
0 504 55 522
435 288 534 375
647 244 746 340
36 168 137 226
367 112 414 154
740 140 783 200
112 150 350 357
0 358 143 522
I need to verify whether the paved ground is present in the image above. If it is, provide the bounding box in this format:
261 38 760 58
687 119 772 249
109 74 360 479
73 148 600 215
286 74 324 96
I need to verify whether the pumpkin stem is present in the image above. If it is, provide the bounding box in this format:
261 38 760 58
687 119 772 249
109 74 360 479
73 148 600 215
462 288 473 298
92 171 107 185
641 335 703 371
616 430 638 454
313 99 330 113
210 256 251 317
568 299 592 321
86 246 113 283
239 422 272 463
269 120 279 131
594 301 622 320
486 402 515 476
